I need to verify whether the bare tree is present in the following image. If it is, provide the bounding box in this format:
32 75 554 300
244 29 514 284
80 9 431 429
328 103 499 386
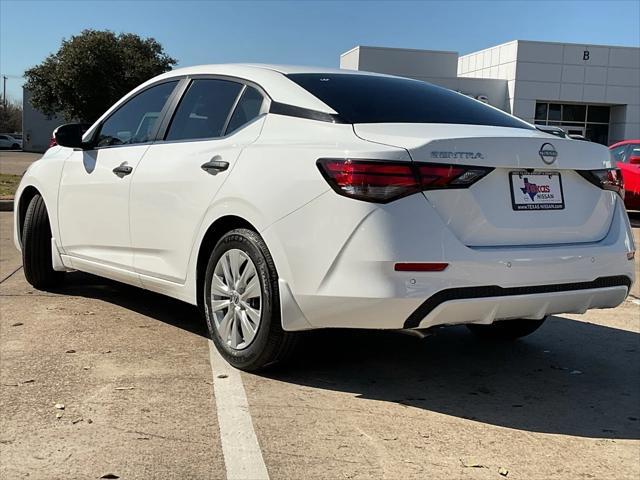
0 99 22 133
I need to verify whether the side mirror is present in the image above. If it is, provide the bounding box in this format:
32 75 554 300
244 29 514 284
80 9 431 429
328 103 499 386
53 123 86 149
628 155 640 165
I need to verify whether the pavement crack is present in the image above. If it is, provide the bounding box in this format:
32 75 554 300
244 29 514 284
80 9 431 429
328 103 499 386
106 424 211 446
265 449 376 467
0 265 23 285
0 294 62 297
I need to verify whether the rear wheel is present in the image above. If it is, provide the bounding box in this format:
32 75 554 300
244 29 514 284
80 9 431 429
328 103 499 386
11 143 20 150
466 317 547 340
21 194 64 289
203 228 297 371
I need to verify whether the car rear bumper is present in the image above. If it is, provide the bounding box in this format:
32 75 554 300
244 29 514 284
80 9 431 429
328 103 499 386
267 191 636 331
286 278 630 331
405 276 630 329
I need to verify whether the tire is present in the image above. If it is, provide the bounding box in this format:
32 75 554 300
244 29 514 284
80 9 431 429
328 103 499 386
21 194 64 289
11 143 20 150
466 317 547 341
204 228 298 371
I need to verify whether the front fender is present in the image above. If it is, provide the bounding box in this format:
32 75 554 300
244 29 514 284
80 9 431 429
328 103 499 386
13 147 73 252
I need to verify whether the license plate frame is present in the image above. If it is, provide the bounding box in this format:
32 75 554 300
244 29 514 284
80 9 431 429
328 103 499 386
509 171 565 211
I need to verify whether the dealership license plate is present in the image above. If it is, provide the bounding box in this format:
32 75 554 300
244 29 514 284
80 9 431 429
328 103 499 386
509 171 564 210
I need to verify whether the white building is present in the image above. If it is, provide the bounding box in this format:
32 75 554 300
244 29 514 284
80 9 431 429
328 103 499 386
22 88 64 153
340 40 640 145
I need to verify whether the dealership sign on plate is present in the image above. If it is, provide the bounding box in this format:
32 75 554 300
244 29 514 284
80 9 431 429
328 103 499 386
509 171 565 210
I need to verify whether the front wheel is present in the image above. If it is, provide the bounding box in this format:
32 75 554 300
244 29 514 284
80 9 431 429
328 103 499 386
11 143 20 150
203 228 297 371
21 194 64 289
466 317 547 340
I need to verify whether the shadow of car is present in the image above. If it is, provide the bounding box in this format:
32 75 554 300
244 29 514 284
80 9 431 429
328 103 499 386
49 271 640 441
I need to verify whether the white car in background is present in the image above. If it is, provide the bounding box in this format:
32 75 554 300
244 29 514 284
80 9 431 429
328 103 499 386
13 65 636 370
0 133 21 149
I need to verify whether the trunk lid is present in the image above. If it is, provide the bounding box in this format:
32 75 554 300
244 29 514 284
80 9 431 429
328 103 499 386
354 123 616 247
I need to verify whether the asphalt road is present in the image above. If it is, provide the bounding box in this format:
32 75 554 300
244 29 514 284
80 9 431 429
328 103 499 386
1 215 639 479
0 151 41 176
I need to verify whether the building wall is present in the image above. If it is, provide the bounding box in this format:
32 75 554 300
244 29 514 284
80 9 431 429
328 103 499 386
340 46 510 112
460 40 640 144
22 88 64 153
341 45 459 79
458 41 518 113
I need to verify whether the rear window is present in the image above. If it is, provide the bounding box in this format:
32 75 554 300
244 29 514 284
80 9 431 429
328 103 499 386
287 73 532 129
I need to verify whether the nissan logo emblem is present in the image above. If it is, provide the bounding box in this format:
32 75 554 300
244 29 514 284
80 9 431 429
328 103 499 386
539 143 558 164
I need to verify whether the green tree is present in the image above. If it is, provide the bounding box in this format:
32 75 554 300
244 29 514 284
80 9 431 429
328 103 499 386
24 29 176 123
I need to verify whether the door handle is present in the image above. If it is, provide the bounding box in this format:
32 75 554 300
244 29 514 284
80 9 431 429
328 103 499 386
112 163 133 178
201 157 229 175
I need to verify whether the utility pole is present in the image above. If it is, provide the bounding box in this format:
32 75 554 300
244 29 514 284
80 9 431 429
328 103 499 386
2 76 6 108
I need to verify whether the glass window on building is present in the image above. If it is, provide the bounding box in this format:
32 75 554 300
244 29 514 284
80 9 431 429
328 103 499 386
534 102 610 145
534 103 547 121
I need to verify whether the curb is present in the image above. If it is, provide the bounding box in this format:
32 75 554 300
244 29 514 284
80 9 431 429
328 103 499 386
0 199 14 212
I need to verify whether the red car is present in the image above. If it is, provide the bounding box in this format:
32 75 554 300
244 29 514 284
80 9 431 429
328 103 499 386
610 139 640 210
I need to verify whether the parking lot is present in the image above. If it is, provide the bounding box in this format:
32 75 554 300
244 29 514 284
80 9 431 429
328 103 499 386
0 151 40 176
0 151 638 479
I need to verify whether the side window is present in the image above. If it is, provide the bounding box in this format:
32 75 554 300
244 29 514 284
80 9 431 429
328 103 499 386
96 81 178 148
225 86 265 134
611 145 628 163
165 79 242 141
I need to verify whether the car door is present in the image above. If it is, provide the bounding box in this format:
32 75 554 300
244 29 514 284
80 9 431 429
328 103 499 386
129 78 267 285
57 80 179 281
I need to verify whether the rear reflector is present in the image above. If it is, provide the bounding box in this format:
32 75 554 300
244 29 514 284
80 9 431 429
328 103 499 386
317 159 493 203
394 262 449 272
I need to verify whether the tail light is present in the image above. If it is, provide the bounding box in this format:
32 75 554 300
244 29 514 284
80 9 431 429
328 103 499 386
578 168 624 197
317 159 492 203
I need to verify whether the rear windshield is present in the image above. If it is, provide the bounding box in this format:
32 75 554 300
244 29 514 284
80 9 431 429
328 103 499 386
287 73 532 129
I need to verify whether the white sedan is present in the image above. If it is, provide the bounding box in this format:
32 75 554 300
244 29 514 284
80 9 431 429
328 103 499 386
13 65 636 370
0 134 21 149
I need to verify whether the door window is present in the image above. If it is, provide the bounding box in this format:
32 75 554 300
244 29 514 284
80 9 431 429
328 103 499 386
165 79 243 141
225 86 265 134
96 81 178 148
611 145 628 162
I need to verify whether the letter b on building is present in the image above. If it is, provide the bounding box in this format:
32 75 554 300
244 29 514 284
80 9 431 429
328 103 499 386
583 50 590 61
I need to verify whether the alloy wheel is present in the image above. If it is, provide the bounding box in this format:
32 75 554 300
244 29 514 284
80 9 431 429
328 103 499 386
210 248 262 350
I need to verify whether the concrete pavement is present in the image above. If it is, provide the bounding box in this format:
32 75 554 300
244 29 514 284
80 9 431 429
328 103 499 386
1 211 639 479
0 213 223 479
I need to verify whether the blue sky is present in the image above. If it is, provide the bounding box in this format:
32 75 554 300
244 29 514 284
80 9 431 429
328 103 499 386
1 0 639 102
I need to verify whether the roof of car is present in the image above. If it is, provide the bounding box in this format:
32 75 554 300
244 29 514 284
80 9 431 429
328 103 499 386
170 63 379 75
147 64 398 115
92 64 407 128
609 139 640 148
143 63 383 115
